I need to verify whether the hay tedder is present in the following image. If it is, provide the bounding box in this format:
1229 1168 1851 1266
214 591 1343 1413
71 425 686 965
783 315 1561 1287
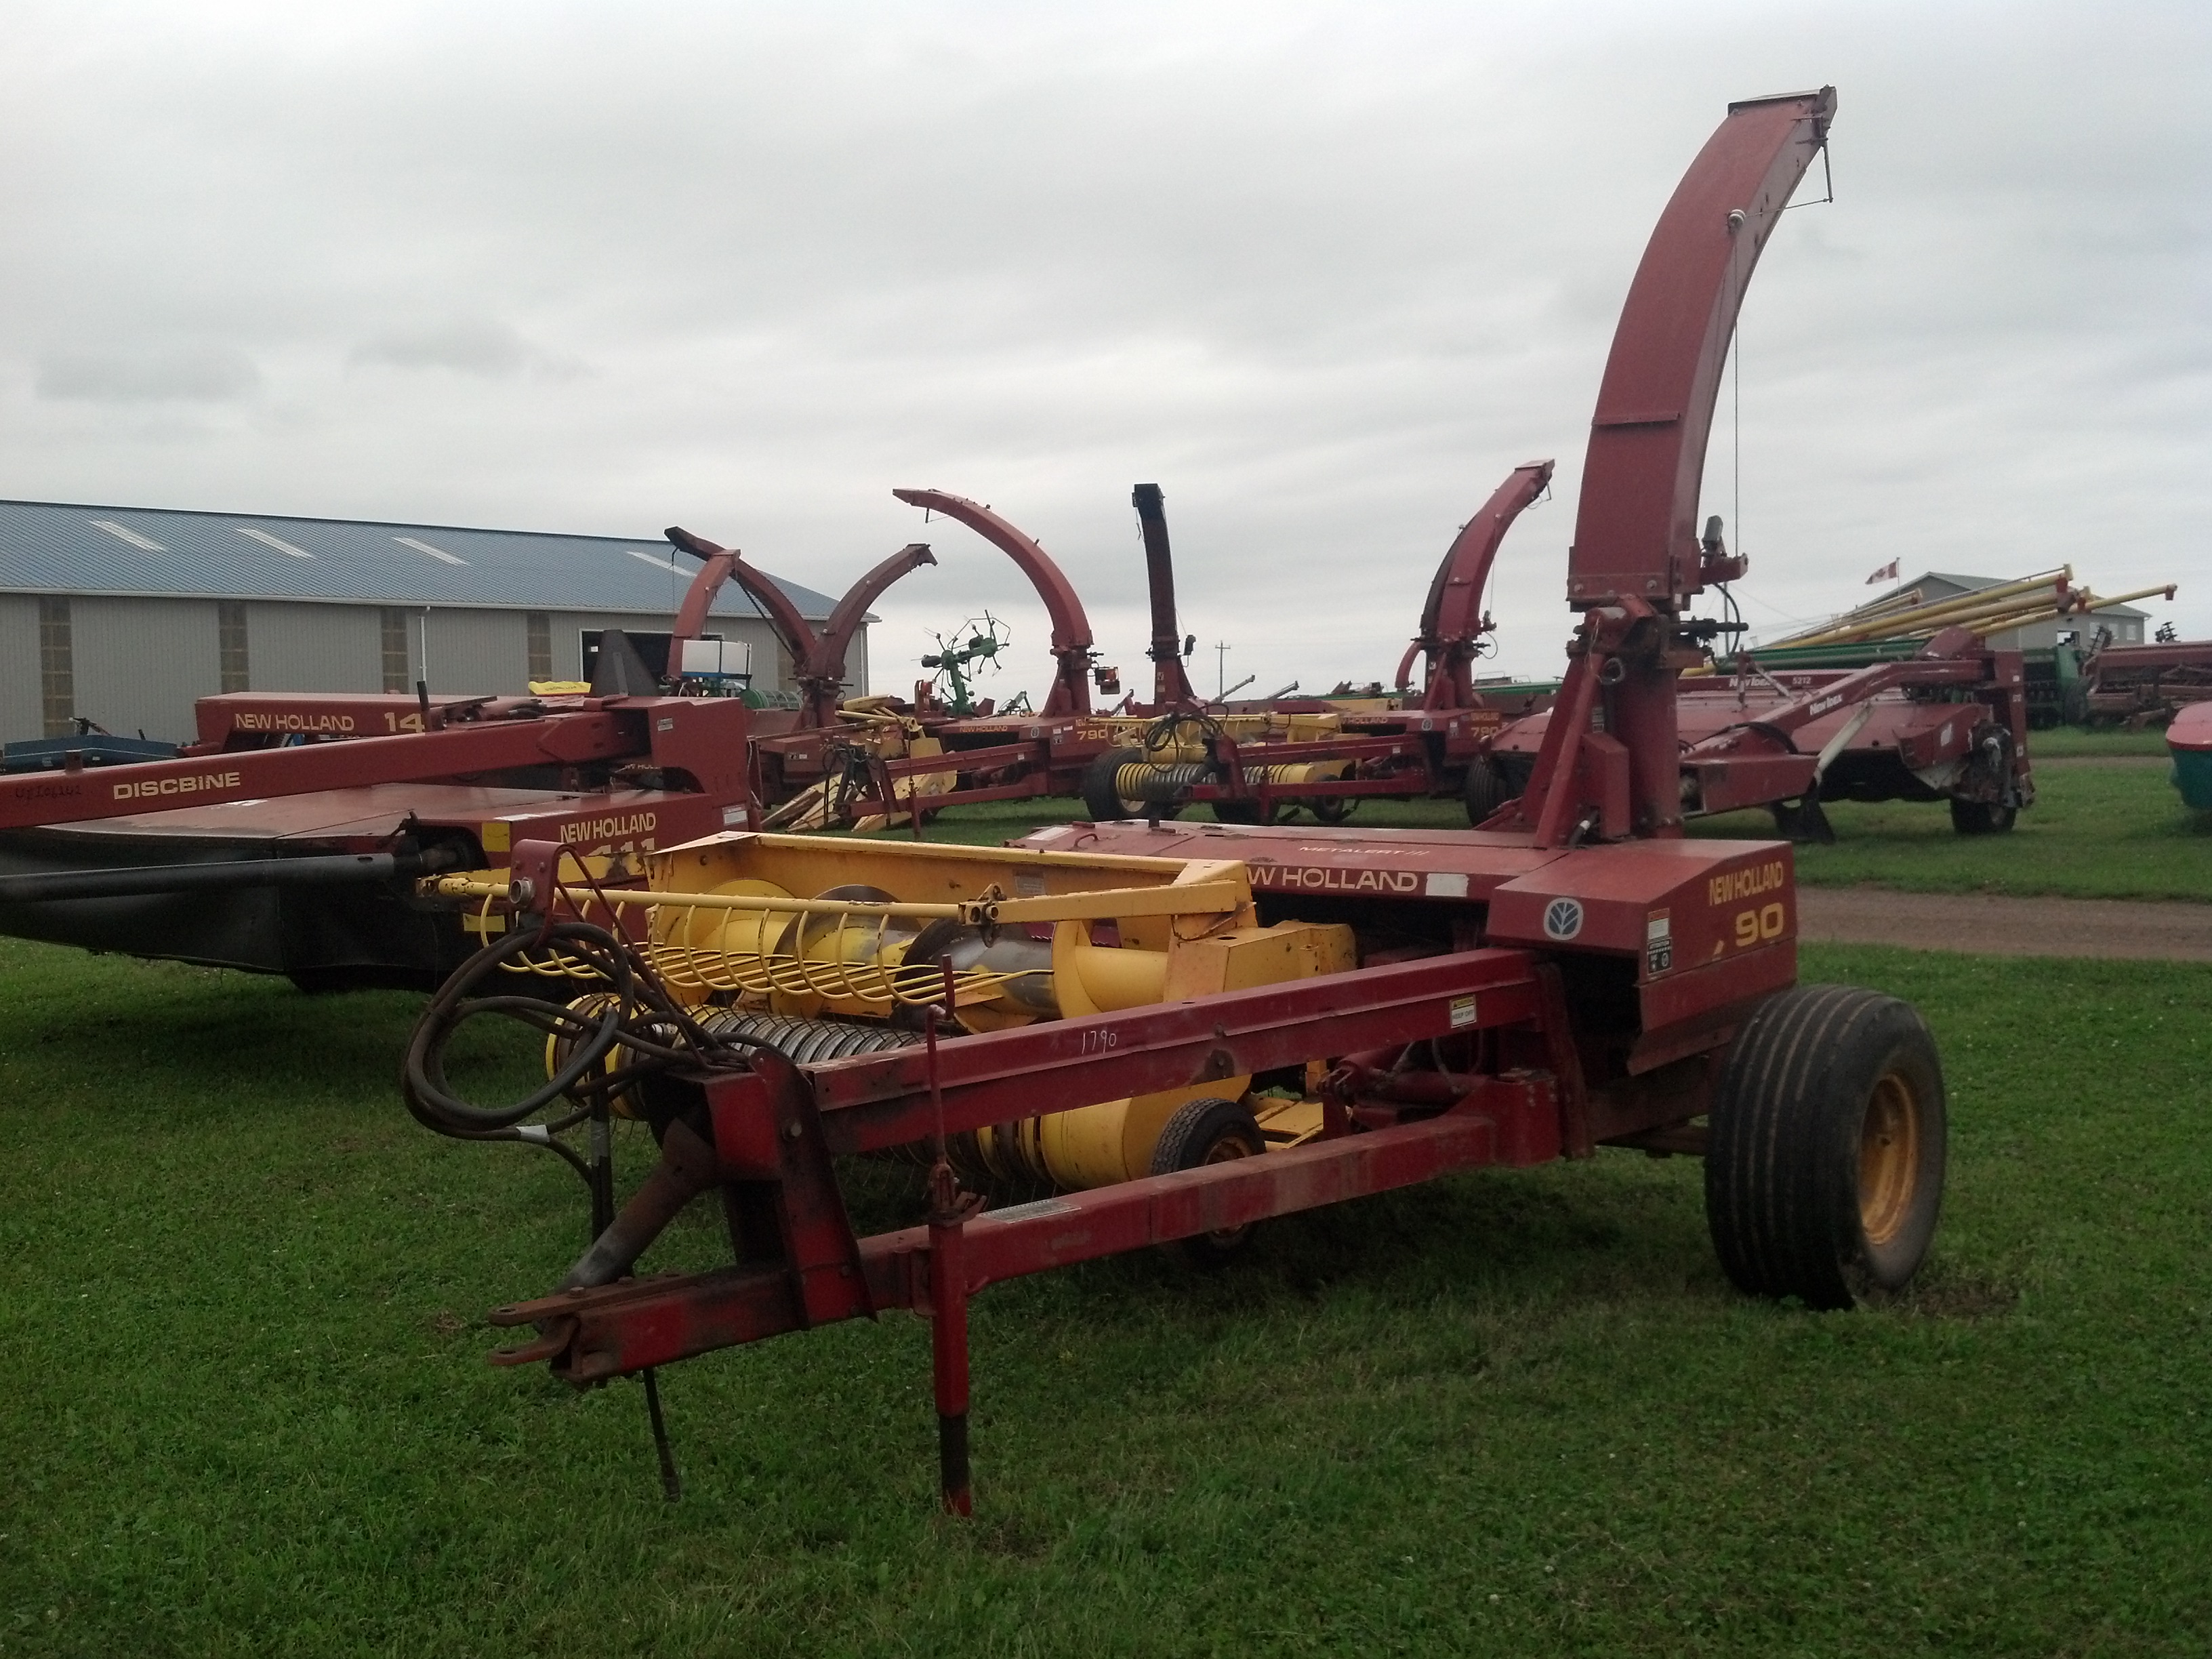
402 87 1952 1513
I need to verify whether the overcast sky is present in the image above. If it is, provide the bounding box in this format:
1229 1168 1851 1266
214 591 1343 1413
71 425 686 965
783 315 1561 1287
4 0 2205 703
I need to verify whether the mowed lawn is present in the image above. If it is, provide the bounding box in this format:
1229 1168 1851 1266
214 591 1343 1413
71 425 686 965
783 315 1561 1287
0 935 2207 1656
1687 757 2209 903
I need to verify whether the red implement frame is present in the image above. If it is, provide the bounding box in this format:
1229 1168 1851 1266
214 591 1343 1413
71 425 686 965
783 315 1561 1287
1677 630 2028 813
0 696 752 834
489 951 1563 1460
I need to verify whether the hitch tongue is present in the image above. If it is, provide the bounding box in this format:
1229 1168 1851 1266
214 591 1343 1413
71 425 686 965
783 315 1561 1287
489 1318 577 1367
558 1118 722 1294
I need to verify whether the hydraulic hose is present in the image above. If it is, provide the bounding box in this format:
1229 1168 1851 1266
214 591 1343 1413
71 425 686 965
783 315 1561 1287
401 914 769 1145
402 921 634 1137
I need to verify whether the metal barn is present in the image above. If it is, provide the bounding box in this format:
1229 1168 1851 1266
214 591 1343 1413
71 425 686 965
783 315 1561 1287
0 501 853 744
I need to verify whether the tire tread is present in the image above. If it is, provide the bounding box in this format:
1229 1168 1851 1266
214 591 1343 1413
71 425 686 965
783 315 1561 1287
1081 747 1143 823
1706 983 1944 1308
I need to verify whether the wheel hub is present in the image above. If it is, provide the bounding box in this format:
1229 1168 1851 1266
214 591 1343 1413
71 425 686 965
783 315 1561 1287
1858 1071 1921 1246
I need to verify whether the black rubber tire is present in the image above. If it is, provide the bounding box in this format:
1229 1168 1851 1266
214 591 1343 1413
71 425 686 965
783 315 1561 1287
1704 984 1946 1310
1081 747 1145 822
1308 794 1353 824
1949 798 2018 835
1149 1096 1266 1268
1463 758 1511 826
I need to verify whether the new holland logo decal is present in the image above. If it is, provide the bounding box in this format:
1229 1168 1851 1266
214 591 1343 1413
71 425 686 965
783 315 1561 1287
1542 897 1584 941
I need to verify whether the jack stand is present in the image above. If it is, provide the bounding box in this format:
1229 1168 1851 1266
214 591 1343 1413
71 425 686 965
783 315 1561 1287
922 956 983 1514
1793 794 1837 844
590 1103 681 1503
642 1368 681 1503
926 1162 979 1516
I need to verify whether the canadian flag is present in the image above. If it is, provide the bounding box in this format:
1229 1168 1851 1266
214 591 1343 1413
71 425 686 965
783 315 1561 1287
1866 559 1900 585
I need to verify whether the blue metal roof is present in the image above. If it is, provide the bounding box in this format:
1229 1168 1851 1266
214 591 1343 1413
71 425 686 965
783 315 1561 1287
0 499 839 620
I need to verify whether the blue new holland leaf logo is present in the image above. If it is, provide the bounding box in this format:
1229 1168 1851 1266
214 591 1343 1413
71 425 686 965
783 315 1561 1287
1542 897 1584 941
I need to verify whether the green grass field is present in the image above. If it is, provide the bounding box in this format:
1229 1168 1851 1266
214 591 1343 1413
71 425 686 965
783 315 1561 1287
876 754 2211 903
1689 759 2211 902
2020 726 2171 758
2 936 2207 1656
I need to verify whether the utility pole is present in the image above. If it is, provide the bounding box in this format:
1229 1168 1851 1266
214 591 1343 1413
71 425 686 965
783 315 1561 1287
1215 640 1229 699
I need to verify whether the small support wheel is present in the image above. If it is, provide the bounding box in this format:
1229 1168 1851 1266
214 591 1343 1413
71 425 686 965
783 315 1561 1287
1705 985 1946 1309
1149 1097 1266 1268
1949 798 2017 835
1308 794 1353 824
1463 759 1511 826
1081 747 1146 822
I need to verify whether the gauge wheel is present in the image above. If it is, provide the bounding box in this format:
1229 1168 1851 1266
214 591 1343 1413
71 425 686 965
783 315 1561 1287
1081 746 1148 822
1705 985 1947 1309
1949 798 2018 835
1211 796 1271 825
1149 1096 1267 1269
1463 758 1511 825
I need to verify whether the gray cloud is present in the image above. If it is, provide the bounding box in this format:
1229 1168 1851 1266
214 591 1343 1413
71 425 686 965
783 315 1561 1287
348 317 586 380
37 346 260 403
350 317 529 377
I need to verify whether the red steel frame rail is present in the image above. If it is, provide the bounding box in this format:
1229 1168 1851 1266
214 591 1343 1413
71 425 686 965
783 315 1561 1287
876 738 1057 800
795 946 1544 1150
0 703 669 833
488 947 1568 1510
497 1107 1534 1376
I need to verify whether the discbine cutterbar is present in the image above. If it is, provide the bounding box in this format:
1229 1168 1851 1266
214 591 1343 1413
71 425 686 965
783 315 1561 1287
403 87 1952 1513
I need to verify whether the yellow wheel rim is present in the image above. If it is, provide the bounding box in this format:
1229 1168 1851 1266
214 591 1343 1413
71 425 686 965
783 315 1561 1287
1201 1130 1258 1246
1858 1070 1921 1246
